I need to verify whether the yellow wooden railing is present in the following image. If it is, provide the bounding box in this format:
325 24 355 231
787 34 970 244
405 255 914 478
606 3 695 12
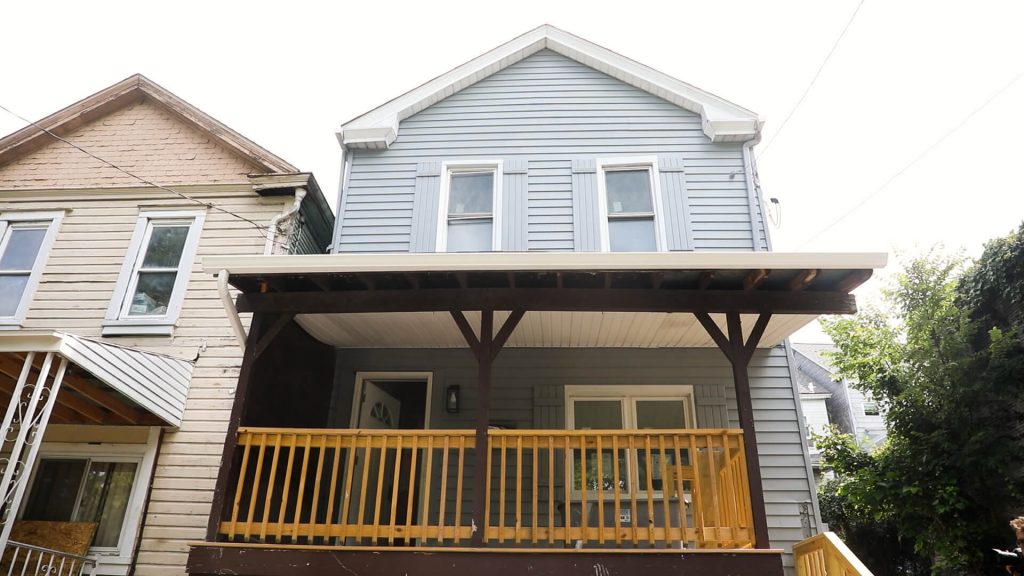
794 532 873 576
217 427 754 549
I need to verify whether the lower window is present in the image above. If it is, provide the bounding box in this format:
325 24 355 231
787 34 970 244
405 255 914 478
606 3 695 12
565 385 694 493
23 458 139 549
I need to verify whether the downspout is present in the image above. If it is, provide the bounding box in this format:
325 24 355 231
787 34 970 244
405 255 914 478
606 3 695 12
218 269 248 352
741 134 771 251
329 142 350 254
264 186 308 255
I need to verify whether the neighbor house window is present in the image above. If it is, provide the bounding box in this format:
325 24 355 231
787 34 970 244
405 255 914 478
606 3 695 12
565 385 694 493
863 400 880 416
24 458 139 548
597 158 666 252
0 212 63 326
104 211 204 335
436 161 501 252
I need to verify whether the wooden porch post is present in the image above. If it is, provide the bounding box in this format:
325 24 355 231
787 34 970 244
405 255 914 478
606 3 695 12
206 312 294 541
450 310 525 547
695 311 773 549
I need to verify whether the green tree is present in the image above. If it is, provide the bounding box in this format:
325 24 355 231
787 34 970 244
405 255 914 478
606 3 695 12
818 238 1024 575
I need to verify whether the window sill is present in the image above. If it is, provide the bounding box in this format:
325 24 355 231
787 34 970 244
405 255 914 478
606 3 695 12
101 321 174 337
0 322 25 331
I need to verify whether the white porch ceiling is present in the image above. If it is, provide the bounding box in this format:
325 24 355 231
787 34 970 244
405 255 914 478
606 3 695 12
297 311 814 349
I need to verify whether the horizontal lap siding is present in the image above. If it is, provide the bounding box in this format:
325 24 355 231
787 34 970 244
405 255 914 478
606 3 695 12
337 50 757 252
0 189 294 576
331 346 816 561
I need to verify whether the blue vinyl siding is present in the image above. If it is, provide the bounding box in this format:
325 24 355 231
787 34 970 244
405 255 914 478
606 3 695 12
336 50 761 253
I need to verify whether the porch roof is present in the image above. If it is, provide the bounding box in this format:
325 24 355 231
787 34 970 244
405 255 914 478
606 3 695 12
205 251 886 349
0 331 192 426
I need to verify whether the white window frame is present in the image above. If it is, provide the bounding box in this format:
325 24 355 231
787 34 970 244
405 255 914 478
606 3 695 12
103 210 205 336
435 160 503 252
596 157 668 252
0 211 64 328
564 385 695 498
20 428 159 572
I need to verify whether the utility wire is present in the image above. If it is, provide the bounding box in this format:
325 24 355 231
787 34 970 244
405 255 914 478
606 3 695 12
0 102 288 245
796 68 1024 249
757 0 865 161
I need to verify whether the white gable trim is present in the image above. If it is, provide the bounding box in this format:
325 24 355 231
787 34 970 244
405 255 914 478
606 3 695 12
338 25 763 149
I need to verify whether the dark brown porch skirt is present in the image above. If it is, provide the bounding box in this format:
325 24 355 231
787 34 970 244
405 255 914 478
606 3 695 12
187 544 784 576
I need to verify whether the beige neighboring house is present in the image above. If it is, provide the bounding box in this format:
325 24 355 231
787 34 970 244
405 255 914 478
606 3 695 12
0 75 332 576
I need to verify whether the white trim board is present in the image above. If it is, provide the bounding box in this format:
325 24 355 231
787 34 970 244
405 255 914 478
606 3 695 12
337 25 763 148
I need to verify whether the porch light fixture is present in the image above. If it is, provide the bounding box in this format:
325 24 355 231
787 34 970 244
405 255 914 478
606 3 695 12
446 385 460 413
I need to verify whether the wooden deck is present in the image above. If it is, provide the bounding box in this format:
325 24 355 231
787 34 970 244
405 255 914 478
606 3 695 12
214 427 755 551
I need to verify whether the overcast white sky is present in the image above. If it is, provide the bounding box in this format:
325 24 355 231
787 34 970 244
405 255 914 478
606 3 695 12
2 1 1022 342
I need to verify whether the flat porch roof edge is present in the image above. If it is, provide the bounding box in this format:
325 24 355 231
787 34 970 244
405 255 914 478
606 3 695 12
203 251 888 275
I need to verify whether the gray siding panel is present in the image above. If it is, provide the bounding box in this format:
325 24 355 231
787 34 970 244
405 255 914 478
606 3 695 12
337 50 759 252
330 346 817 562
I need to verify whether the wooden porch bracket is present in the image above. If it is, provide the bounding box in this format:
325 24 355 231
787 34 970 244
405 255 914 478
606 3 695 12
250 313 295 361
449 310 526 546
694 311 773 549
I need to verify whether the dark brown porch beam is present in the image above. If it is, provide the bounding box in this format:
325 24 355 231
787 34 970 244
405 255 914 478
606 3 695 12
743 269 769 291
236 288 856 316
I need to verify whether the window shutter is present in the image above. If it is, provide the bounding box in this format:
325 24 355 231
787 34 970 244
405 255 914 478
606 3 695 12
657 156 693 251
570 159 600 251
410 161 442 253
502 159 528 251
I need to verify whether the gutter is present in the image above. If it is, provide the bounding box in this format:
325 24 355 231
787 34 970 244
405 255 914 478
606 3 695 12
218 269 248 351
741 134 768 251
264 187 308 255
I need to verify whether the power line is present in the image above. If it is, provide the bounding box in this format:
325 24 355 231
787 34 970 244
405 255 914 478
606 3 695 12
795 68 1024 249
0 102 288 246
757 0 865 161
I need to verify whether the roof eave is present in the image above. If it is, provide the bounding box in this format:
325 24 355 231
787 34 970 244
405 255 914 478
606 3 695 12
338 25 762 150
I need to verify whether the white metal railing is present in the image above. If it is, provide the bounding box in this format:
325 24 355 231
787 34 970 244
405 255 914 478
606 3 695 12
1 541 96 576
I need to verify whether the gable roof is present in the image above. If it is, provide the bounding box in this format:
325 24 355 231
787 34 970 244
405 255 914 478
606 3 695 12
339 25 763 149
0 74 298 173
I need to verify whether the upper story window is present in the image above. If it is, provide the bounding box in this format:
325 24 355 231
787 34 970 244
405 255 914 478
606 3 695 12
597 157 667 252
0 212 63 327
436 161 502 252
863 400 880 416
104 210 205 336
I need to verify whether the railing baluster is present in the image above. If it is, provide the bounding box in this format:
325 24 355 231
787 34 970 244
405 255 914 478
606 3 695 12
704 434 722 546
389 435 404 545
324 435 342 543
658 434 672 546
612 434 622 546
514 435 522 544
227 430 253 540
579 434 588 544
498 434 507 544
688 434 706 548
563 434 572 548
454 435 465 544
259 433 282 541
292 433 313 540
484 434 493 544
672 435 688 546
596 434 605 544
339 435 358 543
355 435 373 544
720 431 736 542
275 434 298 541
643 434 656 546
532 434 539 545
547 435 555 545
372 436 390 542
422 435 434 543
628 434 640 545
405 435 419 544
243 432 267 541
310 434 327 542
436 435 450 543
